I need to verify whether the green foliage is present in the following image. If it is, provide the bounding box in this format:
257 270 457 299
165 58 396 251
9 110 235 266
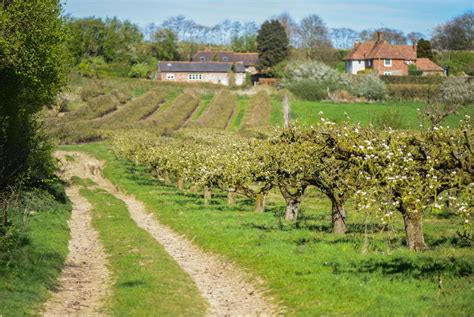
78 56 107 78
231 34 257 52
257 20 289 69
408 64 422 76
416 39 434 59
151 28 180 61
286 79 329 101
435 50 474 75
0 0 68 195
128 62 149 78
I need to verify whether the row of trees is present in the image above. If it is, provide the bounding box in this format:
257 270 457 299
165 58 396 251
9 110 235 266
111 113 472 251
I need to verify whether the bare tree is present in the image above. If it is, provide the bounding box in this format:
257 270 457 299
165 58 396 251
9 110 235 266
407 32 425 45
432 11 474 50
275 11 300 47
331 27 358 49
298 14 332 57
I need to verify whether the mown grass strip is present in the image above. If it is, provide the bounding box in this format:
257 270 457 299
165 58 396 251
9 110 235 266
270 95 284 127
0 189 71 316
241 90 272 129
195 90 237 129
76 178 207 317
192 94 214 120
63 143 474 317
227 95 249 131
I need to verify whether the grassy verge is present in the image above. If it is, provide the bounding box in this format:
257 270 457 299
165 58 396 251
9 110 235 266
74 177 207 316
0 187 71 316
270 95 284 127
290 100 474 129
192 94 214 120
62 142 474 316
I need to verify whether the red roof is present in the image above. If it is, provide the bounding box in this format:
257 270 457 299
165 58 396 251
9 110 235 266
344 40 416 61
416 58 444 72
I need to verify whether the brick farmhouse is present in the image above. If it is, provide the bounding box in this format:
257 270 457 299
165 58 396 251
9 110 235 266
344 32 444 76
157 61 246 86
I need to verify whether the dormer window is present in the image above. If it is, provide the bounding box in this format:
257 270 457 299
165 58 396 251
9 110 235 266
200 56 205 62
223 56 228 62
384 59 392 67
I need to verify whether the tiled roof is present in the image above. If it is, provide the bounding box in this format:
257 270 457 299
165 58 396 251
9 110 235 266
344 40 416 60
416 58 444 71
192 51 259 66
158 62 246 73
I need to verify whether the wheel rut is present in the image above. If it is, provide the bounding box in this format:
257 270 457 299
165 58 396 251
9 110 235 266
56 151 281 317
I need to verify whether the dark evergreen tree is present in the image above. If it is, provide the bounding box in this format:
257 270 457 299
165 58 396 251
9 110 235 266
416 39 434 59
256 20 289 69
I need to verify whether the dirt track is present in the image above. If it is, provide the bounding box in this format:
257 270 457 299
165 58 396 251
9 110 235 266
51 151 280 316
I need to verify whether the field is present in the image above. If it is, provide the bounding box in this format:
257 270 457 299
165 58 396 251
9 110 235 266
3 76 473 316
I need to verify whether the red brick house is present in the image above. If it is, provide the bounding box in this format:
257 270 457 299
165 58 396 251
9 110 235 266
344 32 444 76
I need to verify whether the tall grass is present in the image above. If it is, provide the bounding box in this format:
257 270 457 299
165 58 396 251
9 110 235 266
195 90 237 129
241 90 272 129
146 92 200 133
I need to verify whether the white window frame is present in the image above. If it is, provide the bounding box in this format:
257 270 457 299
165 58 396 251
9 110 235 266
188 73 203 81
200 56 205 62
384 59 392 67
166 73 175 80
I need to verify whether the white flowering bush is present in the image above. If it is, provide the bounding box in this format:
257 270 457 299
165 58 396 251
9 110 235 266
437 77 474 106
286 60 339 83
345 73 387 101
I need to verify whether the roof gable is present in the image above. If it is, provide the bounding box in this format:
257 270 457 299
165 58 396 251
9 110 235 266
416 58 444 71
192 51 259 65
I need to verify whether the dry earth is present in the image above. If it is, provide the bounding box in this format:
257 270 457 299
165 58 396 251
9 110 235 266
55 151 281 316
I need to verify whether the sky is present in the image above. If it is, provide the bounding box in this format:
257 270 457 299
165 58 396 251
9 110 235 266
64 0 473 36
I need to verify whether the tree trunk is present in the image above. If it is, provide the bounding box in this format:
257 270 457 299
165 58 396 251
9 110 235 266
163 171 171 184
177 178 184 190
403 211 428 251
204 186 212 205
227 189 236 205
330 197 347 234
255 193 266 213
285 198 301 221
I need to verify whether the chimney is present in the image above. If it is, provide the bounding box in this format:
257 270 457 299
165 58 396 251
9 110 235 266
377 32 384 42
354 40 360 49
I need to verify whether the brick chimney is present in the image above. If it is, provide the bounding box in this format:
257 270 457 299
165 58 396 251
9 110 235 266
377 32 384 42
354 40 360 49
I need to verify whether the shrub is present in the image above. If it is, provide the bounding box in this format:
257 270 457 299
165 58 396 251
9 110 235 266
77 57 106 78
128 63 149 78
347 73 387 101
80 81 105 102
372 108 407 129
408 64 423 76
286 60 339 83
387 84 439 101
436 77 474 106
286 79 329 101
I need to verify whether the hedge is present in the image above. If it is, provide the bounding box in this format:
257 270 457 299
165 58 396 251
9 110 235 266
387 84 440 101
380 75 445 85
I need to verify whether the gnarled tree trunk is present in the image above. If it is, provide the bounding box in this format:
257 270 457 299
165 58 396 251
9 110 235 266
255 193 266 213
403 211 428 251
330 196 347 234
204 186 212 205
285 198 301 221
227 189 236 205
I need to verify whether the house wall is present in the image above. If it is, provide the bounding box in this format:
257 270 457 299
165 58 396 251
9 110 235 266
373 59 410 75
346 60 366 74
235 73 245 86
159 72 233 86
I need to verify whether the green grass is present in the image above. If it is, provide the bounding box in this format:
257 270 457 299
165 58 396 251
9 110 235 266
192 94 214 120
227 95 249 131
62 142 474 316
74 177 207 316
0 187 71 317
270 95 284 127
290 100 474 129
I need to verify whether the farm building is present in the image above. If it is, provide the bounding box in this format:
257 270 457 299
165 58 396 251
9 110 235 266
193 51 259 73
344 32 444 76
157 62 246 86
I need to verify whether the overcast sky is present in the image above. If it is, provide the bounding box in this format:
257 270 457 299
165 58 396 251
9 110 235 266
64 0 473 36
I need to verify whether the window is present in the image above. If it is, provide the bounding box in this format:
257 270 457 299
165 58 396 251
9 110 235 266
367 60 372 67
358 60 362 64
188 74 203 81
200 56 205 62
223 56 228 62
384 71 392 75
166 73 175 80
384 59 392 67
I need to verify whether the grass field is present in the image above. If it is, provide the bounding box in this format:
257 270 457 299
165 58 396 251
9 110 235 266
291 100 474 129
74 177 207 316
62 142 474 316
0 188 71 316
227 95 249 131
